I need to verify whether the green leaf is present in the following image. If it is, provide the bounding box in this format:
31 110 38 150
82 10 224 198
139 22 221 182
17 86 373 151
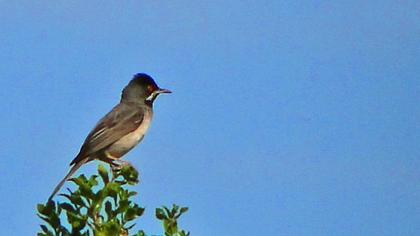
119 165 139 184
37 215 51 225
99 220 122 236
179 230 191 236
90 198 103 217
70 174 87 185
59 193 87 208
124 204 143 222
125 223 136 230
127 191 137 198
135 206 145 217
66 210 87 231
105 182 121 200
180 207 188 214
40 225 48 233
124 207 137 222
105 200 114 219
60 227 71 236
37 204 46 214
176 207 189 219
37 201 56 217
171 204 179 217
98 164 109 185
59 203 76 213
156 208 166 220
39 225 53 235
70 175 95 199
117 199 130 214
163 206 171 217
49 212 61 230
133 230 147 236
88 175 99 187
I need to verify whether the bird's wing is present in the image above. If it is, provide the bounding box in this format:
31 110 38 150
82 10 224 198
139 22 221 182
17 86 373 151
70 103 144 165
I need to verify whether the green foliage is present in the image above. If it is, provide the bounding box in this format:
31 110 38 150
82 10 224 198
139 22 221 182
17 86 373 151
37 165 189 236
156 205 190 236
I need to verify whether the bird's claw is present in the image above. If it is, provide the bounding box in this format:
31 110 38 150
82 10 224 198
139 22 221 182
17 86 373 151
110 160 132 171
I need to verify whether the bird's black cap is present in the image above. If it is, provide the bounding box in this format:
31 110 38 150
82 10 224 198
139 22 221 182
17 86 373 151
121 73 171 103
130 73 159 88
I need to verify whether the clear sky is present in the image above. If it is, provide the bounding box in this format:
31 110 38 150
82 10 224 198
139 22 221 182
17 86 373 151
0 1 419 235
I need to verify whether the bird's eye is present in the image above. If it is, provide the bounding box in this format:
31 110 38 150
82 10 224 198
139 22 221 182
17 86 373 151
147 85 155 93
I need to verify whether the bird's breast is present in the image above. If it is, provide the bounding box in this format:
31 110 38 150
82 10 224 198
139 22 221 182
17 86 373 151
107 109 153 157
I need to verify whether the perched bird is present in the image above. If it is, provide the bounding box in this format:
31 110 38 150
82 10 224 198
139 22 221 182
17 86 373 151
49 73 171 201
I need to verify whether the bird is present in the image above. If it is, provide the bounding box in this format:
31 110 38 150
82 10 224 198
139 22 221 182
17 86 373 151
48 73 171 201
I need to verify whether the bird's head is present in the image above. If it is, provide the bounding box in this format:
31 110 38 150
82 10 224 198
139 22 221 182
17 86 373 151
121 73 171 104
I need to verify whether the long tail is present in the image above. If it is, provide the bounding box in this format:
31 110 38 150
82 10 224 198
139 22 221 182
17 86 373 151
48 158 88 201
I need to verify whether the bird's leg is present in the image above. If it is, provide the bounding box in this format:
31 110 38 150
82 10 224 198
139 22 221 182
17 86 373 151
103 152 132 171
102 152 141 183
111 160 133 171
100 156 120 172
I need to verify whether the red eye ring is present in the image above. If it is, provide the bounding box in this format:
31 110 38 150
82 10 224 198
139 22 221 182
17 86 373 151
147 85 155 93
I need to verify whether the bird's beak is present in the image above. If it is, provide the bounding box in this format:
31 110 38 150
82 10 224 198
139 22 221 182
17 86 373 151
156 88 172 94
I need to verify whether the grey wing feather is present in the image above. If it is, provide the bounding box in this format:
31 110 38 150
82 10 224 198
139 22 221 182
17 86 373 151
70 103 144 165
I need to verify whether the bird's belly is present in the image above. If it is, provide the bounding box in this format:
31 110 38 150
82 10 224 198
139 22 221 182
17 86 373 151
107 112 152 157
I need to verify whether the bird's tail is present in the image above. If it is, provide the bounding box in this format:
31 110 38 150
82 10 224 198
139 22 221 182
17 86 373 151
48 158 88 201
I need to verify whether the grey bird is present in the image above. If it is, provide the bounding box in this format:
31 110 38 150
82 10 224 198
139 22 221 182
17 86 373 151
48 73 171 201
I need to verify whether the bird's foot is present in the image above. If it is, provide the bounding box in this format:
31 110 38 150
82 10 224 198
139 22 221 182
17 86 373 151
109 160 140 184
110 159 132 171
102 152 132 171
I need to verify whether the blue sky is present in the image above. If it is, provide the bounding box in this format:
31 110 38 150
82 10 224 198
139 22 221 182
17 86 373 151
0 1 419 235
